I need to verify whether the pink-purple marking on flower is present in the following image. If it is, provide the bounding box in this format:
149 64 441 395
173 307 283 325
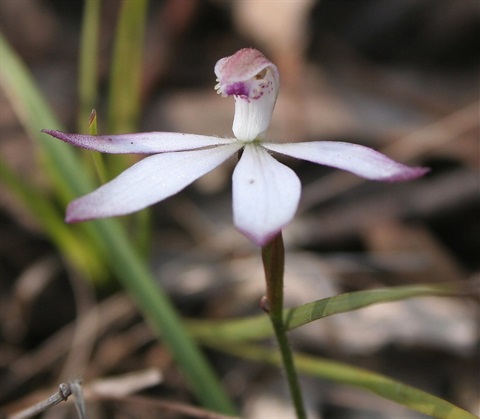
42 48 429 246
225 82 249 97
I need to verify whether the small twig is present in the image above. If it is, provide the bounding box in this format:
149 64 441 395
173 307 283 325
8 379 87 419
7 370 235 419
2 294 136 400
300 101 479 210
70 380 88 419
8 382 73 419
95 394 240 419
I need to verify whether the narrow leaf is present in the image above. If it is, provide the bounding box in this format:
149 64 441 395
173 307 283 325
0 32 106 278
0 33 93 201
216 343 477 419
189 283 463 342
107 0 148 133
0 158 105 278
78 0 101 132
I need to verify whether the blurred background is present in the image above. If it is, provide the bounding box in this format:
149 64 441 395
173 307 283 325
0 0 479 418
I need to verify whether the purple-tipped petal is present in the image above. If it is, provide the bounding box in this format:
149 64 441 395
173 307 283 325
232 144 301 246
264 141 429 181
41 129 231 154
66 144 241 222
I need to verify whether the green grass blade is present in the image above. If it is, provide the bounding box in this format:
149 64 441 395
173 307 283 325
189 283 462 342
0 34 236 414
283 283 460 330
77 0 101 132
77 2 110 186
86 109 109 184
107 0 148 133
0 158 106 278
104 0 153 256
0 33 93 201
217 343 477 419
95 219 237 414
0 32 107 278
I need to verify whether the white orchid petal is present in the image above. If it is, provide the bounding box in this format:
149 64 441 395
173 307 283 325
66 144 241 222
42 130 231 154
264 141 429 181
232 144 301 246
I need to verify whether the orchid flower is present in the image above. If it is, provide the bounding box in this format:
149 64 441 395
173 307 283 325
42 48 428 246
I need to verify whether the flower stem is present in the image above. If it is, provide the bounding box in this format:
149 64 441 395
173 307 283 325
262 233 307 419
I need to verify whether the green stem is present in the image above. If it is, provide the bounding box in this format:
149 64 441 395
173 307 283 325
262 233 307 419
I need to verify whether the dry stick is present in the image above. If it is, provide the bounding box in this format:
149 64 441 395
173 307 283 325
94 395 239 419
8 380 88 419
70 380 88 419
297 168 478 246
9 370 232 419
1 256 61 352
2 294 136 400
383 101 479 161
300 101 479 210
58 263 98 383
